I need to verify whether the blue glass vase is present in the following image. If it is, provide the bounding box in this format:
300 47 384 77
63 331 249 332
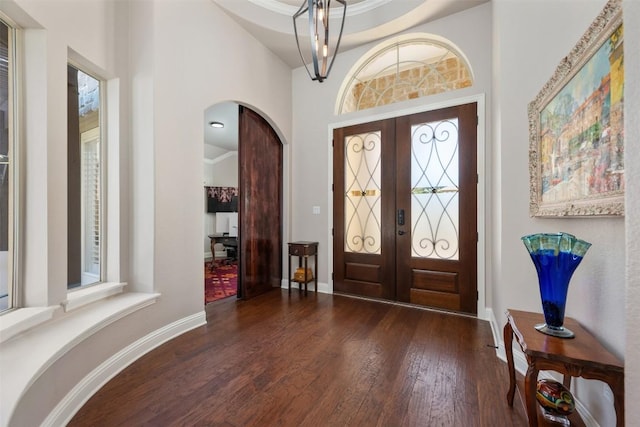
521 233 591 338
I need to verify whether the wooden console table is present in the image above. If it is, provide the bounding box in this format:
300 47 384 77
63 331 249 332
288 241 318 294
504 309 624 427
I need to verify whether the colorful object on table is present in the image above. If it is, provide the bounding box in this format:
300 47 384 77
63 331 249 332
536 379 575 415
521 232 591 338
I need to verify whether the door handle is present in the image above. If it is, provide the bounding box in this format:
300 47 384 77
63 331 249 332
398 230 406 236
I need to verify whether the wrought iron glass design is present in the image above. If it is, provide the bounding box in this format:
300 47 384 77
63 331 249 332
411 119 459 260
339 38 473 114
344 131 382 254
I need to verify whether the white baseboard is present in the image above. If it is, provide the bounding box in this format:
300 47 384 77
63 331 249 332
280 279 331 294
485 308 501 350
43 311 207 427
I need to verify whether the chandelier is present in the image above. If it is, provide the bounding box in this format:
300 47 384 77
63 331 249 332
293 0 346 83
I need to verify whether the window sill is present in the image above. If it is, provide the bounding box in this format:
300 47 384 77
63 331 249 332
0 307 58 344
0 282 128 344
63 282 128 312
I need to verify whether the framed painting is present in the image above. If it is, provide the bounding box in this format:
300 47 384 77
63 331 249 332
528 0 624 217
206 186 239 213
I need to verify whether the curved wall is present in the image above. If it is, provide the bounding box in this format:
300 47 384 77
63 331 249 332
2 0 639 425
0 0 291 425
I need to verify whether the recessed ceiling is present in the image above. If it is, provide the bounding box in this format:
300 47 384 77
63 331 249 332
211 0 489 68
205 0 488 153
254 0 371 10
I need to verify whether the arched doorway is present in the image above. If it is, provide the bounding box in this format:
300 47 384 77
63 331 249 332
332 33 480 315
204 103 283 302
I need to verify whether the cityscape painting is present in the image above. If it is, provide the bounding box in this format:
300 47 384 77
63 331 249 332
528 0 624 217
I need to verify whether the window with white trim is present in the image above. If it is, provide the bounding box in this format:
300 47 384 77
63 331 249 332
338 36 473 114
68 64 103 289
0 17 17 312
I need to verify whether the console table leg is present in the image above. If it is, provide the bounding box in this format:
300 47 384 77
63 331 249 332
314 251 318 293
504 321 516 406
304 256 308 294
607 376 624 427
288 252 292 294
562 374 571 389
524 363 539 427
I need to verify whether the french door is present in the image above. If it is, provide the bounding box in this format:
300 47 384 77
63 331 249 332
333 103 478 314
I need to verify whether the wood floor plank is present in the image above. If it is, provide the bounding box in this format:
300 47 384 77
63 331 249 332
69 290 528 426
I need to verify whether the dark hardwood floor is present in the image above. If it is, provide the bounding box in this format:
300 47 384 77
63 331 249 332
69 290 529 426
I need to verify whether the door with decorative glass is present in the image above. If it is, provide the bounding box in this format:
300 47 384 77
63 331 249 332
333 103 477 314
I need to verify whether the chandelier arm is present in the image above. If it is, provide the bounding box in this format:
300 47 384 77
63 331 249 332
293 2 314 81
294 0 346 82
308 0 321 80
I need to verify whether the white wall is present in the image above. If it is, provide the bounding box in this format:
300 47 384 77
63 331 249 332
493 1 627 425
624 0 640 422
1 0 292 425
150 0 291 318
291 3 493 292
2 0 636 424
206 154 239 187
291 0 634 424
0 0 136 423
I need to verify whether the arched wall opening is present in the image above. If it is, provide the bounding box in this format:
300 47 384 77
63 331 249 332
203 101 285 303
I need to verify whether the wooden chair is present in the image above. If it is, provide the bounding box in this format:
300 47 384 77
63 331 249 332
210 243 228 271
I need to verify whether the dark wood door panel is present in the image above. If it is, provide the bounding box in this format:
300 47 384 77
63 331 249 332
345 262 381 284
336 280 384 299
333 119 396 300
334 103 478 315
412 269 458 293
396 103 478 314
239 106 283 299
410 288 461 311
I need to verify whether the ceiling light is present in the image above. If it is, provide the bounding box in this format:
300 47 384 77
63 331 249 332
293 0 346 83
209 121 224 128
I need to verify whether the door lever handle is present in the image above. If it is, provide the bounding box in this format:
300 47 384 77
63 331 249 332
398 230 406 236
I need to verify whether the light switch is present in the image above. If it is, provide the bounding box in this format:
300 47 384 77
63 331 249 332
312 206 321 215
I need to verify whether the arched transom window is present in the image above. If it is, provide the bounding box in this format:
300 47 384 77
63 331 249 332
338 36 473 114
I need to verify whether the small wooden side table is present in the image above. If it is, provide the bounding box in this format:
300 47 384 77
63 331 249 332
288 241 318 294
504 309 624 427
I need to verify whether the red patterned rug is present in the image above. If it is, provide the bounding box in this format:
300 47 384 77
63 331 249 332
205 262 237 304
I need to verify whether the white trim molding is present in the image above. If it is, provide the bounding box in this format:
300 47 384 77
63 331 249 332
0 292 161 427
281 279 331 295
63 282 128 312
204 151 238 166
44 310 206 427
0 306 58 344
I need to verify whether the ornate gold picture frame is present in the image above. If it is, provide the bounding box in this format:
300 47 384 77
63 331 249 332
528 0 624 217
